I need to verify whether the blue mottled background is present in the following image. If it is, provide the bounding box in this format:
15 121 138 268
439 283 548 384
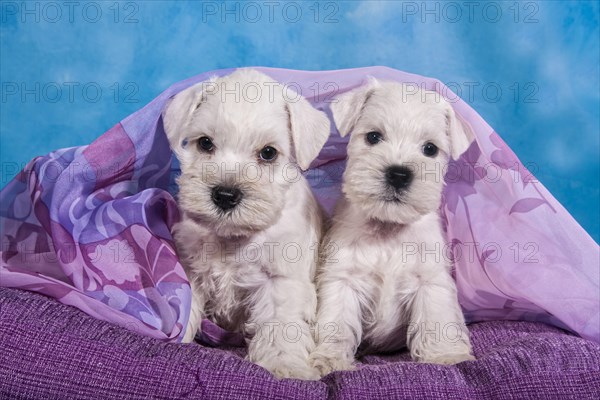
1 1 598 242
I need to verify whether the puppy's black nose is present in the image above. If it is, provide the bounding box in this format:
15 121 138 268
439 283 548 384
211 186 243 210
385 165 413 190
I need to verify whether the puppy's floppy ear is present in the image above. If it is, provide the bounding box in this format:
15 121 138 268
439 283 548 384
162 78 215 158
286 97 331 170
444 101 473 160
331 77 380 137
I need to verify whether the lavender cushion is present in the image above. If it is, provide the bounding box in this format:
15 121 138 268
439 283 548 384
1 287 599 399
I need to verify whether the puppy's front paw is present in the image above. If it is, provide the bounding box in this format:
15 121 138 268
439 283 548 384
309 352 356 376
273 364 321 381
254 357 320 380
422 352 475 365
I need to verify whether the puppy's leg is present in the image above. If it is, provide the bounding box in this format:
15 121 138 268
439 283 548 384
246 277 319 380
182 276 205 343
310 280 361 375
173 220 210 343
404 270 474 364
310 266 376 376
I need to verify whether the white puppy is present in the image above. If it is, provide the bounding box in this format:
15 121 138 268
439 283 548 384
163 69 330 380
310 79 475 375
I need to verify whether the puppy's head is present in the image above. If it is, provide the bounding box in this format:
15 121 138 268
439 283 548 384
163 69 330 237
332 78 472 225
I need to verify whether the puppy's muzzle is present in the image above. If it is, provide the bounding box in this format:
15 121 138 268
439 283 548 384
211 186 243 211
385 165 413 191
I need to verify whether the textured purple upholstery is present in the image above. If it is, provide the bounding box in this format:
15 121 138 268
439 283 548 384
1 288 599 399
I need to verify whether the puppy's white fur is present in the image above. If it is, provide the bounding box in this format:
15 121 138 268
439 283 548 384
163 69 330 380
311 79 475 375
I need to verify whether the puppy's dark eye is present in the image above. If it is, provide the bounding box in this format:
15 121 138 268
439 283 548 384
366 131 383 145
197 136 214 153
259 146 278 161
422 142 438 157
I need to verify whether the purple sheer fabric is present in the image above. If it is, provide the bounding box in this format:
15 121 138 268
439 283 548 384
1 67 598 344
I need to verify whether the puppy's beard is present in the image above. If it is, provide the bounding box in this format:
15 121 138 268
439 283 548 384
342 176 442 225
177 175 287 238
368 199 425 225
187 210 269 238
